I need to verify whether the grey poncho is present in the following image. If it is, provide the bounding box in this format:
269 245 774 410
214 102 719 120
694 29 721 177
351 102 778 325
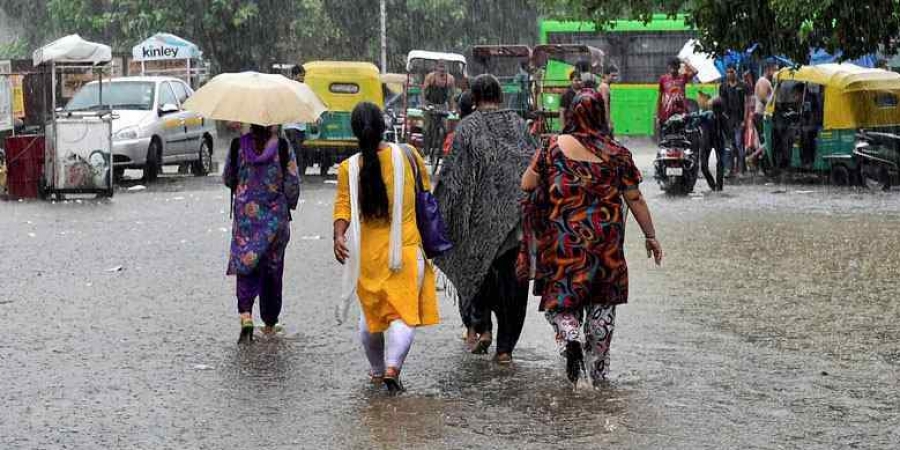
434 109 537 306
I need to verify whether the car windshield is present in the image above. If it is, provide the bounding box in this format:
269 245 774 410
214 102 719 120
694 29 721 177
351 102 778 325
66 81 156 111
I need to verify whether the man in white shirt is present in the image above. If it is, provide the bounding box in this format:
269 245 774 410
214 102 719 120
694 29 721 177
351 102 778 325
284 64 307 175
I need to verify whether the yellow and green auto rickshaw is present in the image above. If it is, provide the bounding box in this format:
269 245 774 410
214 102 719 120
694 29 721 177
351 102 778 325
762 63 900 185
302 61 384 176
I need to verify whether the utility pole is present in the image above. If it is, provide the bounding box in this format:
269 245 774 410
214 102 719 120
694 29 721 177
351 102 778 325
380 0 387 73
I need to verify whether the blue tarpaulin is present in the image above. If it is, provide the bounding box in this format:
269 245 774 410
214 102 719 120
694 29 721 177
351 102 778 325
808 49 877 68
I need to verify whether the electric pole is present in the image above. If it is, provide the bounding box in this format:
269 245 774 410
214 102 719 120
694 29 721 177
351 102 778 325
380 0 387 73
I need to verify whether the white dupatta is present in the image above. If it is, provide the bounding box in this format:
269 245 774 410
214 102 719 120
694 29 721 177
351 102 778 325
336 144 406 324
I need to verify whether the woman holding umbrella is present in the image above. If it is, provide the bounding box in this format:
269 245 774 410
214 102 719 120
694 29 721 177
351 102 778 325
184 71 326 343
223 125 301 343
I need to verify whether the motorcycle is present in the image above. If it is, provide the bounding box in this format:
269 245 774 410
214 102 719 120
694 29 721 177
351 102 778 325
854 129 900 191
383 108 403 143
654 113 703 194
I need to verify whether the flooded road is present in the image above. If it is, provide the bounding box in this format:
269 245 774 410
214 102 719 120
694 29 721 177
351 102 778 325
1 141 898 449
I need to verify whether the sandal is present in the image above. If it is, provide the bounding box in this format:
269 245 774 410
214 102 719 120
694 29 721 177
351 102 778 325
262 323 284 335
383 367 404 394
565 341 585 385
369 372 385 387
495 352 513 364
465 328 479 351
238 316 254 344
471 331 492 355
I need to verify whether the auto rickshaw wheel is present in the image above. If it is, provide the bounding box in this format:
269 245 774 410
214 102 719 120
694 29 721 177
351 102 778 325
829 164 851 186
319 154 332 177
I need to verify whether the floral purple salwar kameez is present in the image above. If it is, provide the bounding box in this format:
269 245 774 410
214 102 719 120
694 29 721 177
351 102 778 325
223 133 301 327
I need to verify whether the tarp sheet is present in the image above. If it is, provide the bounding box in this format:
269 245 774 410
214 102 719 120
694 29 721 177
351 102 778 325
33 34 111 66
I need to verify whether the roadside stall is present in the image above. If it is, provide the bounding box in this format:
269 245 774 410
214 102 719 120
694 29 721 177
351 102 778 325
131 33 208 89
33 34 114 199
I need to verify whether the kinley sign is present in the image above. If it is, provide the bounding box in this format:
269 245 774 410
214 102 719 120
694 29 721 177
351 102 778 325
133 43 186 61
139 45 181 60
131 34 201 62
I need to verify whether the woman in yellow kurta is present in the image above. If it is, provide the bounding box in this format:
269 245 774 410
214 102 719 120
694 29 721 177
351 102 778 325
333 102 438 393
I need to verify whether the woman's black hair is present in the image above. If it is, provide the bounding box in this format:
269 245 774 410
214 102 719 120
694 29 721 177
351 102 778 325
458 90 475 118
668 58 681 70
250 124 274 152
470 74 503 106
351 102 389 221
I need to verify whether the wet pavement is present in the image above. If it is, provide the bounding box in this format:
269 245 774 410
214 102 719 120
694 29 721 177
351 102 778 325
1 140 898 449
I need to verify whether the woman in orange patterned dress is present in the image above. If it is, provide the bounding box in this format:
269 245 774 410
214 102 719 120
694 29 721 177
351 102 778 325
521 92 663 387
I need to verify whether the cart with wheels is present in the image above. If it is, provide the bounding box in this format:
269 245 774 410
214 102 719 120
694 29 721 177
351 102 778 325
33 35 115 199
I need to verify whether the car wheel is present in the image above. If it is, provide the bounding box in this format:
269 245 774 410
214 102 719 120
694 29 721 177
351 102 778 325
192 138 212 176
144 139 161 182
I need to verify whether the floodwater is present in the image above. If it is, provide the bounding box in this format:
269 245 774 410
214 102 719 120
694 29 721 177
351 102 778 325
1 141 898 449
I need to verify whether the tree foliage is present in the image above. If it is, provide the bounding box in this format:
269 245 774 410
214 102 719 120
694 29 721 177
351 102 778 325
542 0 900 63
1 0 541 73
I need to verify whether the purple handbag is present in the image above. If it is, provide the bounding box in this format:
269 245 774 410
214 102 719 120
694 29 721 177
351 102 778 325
401 145 453 259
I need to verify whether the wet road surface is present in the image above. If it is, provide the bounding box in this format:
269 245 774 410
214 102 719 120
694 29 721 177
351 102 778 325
1 140 898 449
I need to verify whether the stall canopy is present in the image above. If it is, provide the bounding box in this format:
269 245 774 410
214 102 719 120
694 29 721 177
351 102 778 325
132 33 202 61
32 34 112 66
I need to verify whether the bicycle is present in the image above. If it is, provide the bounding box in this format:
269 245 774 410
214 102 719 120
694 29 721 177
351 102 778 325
423 107 450 175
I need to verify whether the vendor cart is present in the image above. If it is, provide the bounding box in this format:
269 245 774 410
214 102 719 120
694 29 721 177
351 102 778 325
33 34 115 199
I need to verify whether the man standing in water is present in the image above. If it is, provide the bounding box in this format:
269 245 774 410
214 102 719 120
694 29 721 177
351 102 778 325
656 58 696 138
719 65 749 176
558 70 582 129
423 60 457 159
598 65 618 136
754 62 776 139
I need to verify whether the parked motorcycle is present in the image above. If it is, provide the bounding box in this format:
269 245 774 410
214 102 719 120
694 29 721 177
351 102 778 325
654 113 703 194
854 129 900 191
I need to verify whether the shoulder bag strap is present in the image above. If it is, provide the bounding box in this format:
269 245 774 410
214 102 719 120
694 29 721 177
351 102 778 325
396 143 425 193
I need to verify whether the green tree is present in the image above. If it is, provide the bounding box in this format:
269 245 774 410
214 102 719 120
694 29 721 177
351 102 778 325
541 0 900 63
2 0 543 73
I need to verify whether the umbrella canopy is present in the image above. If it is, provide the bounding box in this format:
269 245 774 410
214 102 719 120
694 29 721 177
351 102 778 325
183 72 327 126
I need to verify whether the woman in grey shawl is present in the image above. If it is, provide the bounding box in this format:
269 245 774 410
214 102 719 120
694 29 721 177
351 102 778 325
434 74 536 364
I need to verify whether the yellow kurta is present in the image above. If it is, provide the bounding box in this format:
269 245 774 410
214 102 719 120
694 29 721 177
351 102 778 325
334 146 439 333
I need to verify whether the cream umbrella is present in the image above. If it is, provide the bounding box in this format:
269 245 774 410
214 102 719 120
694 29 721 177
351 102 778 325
183 71 327 126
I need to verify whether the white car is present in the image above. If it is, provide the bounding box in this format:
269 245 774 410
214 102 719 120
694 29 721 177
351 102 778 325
66 76 216 181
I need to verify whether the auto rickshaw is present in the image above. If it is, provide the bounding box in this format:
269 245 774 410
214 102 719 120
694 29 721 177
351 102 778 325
470 45 533 117
404 51 466 164
531 44 605 140
302 61 384 176
762 63 900 185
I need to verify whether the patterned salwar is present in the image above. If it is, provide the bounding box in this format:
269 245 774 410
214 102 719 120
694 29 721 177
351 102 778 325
522 92 641 383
